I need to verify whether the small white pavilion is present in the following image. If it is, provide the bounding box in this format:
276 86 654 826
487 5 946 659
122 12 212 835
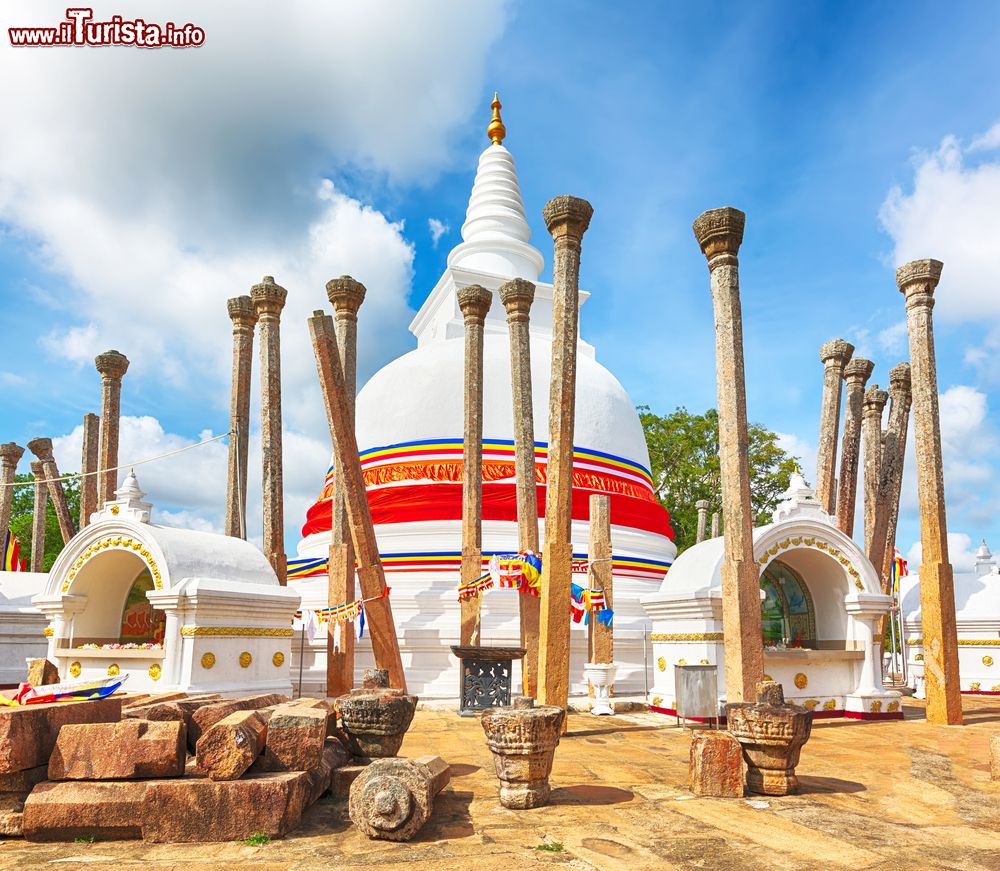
642 476 902 720
32 472 299 696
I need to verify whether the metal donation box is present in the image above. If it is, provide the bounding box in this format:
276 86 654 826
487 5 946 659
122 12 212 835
450 645 526 716
674 664 720 727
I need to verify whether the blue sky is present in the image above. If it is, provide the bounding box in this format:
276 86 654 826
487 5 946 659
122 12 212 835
2 0 999 569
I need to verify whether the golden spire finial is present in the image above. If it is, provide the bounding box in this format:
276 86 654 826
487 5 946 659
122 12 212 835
487 91 506 146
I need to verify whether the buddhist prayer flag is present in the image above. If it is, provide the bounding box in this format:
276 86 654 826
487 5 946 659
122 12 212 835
2 531 25 572
0 674 128 707
891 548 908 595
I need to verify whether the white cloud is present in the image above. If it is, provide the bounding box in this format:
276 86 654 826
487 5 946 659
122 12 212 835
775 431 815 487
877 321 908 356
906 532 978 574
0 372 25 387
969 121 1000 153
428 218 450 247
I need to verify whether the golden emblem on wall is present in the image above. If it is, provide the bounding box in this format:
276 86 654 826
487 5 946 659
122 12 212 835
148 664 161 681
677 658 687 666
793 672 808 690
700 659 710 665
887 700 899 713
804 699 818 710
69 661 81 678
870 700 882 713
914 653 924 662
200 652 216 669
107 664 120 677
983 655 994 667
43 626 54 637
651 696 662 708
239 651 253 668
272 652 285 667
970 682 981 692
823 699 837 711
656 657 666 672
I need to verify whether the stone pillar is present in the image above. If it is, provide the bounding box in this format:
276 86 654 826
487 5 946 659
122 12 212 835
308 311 407 691
711 512 720 539
815 339 854 516
695 499 709 544
27 438 75 544
251 277 288 586
457 285 493 646
29 459 47 572
94 350 130 508
0 442 25 538
835 357 874 538
536 196 593 717
879 363 913 591
897 259 962 725
862 385 888 555
325 276 366 697
498 277 541 696
224 296 257 540
79 414 100 529
692 206 763 703
587 494 612 670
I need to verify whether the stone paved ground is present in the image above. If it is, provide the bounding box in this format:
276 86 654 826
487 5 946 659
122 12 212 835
3 696 1000 870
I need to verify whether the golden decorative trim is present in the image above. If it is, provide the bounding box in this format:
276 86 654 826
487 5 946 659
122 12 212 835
650 632 725 642
822 699 836 711
107 663 120 677
887 700 900 713
272 651 285 668
200 652 216 670
238 651 252 668
656 657 666 672
699 659 710 665
651 696 663 707
148 664 161 681
43 627 54 637
908 638 1000 646
970 682 981 692
110 506 120 515
804 699 818 710
756 536 864 589
69 661 81 678
870 700 882 713
992 685 1000 692
180 626 294 638
984 655 994 667
61 535 163 593
794 672 808 690
677 658 688 666
914 653 924 662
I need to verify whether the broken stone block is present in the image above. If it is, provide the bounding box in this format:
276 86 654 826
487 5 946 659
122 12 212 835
48 719 186 780
0 793 26 837
122 694 222 742
304 740 349 805
332 763 367 800
253 704 328 772
0 697 122 774
689 731 744 797
349 755 450 841
25 659 59 687
188 693 289 751
196 710 267 781
22 780 149 841
0 764 48 795
143 771 311 842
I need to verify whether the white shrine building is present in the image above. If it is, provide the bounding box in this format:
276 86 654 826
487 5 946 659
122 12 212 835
289 112 678 697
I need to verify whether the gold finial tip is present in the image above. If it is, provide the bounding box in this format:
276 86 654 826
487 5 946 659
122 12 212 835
487 91 506 146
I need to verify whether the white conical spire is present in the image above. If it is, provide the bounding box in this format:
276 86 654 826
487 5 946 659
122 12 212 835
447 94 543 281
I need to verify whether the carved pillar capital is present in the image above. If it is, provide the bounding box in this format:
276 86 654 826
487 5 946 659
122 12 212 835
227 295 258 333
889 362 912 403
0 442 25 471
498 278 536 321
897 259 943 311
820 338 854 370
456 284 493 323
26 437 55 462
863 385 889 419
326 275 367 321
543 195 594 242
844 357 874 387
250 275 288 318
95 349 129 382
692 207 745 267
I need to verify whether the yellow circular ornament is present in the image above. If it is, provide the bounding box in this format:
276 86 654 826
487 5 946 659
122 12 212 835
107 664 120 677
239 651 253 668
677 658 687 666
69 661 81 678
983 655 994 667
794 672 808 690
148 664 161 681
200 652 216 670
272 651 285 667
656 657 666 672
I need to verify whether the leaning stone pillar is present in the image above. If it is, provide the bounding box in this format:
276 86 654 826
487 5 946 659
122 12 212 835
835 357 874 537
695 499 709 544
94 350 130 508
79 414 100 528
861 385 888 555
693 207 763 703
457 285 493 646
499 278 541 696
29 459 47 572
224 296 257 539
536 196 593 716
0 442 25 538
325 276 366 696
898 259 962 725
879 363 913 590
587 494 612 670
251 277 288 586
27 438 75 544
815 339 854 516
711 511 720 539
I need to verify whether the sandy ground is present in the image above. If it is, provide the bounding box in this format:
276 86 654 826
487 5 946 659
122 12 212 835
3 695 1000 871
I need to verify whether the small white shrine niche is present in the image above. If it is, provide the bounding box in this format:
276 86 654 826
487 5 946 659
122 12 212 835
33 472 299 696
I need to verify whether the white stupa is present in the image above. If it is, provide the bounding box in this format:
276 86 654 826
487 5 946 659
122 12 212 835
290 96 677 697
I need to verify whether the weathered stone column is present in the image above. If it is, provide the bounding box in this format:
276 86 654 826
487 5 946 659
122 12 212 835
79 414 100 529
898 259 962 725
587 494 612 670
27 438 75 544
498 277 541 696
695 499 710 544
693 206 763 703
325 276 366 697
251 276 288 586
0 442 25 538
308 312 406 690
711 512 720 539
835 357 874 538
457 284 493 646
537 196 593 717
815 339 854 516
94 350 130 508
29 459 47 572
862 385 888 555
879 363 913 590
224 296 257 539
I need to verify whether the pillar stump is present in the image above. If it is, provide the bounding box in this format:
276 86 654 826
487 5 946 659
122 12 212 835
94 350 129 509
0 443 25 538
224 296 257 539
27 438 75 545
695 499 710 544
79 414 100 529
816 339 854 516
862 385 888 555
836 357 873 537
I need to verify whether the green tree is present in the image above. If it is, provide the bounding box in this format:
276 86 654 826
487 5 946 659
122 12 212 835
7 472 81 572
639 406 803 555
